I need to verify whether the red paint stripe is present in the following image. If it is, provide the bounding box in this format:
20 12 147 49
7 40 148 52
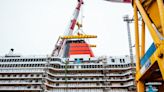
69 52 92 54
68 42 94 57
70 43 88 46
76 0 83 10
70 48 90 51
76 3 81 10
70 19 77 30
123 0 131 3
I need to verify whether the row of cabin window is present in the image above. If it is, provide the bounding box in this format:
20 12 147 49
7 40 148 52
0 59 46 62
108 76 131 79
51 64 135 69
53 76 132 80
54 77 100 81
0 79 40 82
0 58 61 62
54 83 104 86
51 65 74 68
106 63 136 68
0 74 42 77
49 70 133 75
51 65 103 69
0 64 45 67
0 63 135 68
111 58 126 63
0 85 40 89
27 85 40 89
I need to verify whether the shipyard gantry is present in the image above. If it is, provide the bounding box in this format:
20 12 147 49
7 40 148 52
106 0 164 91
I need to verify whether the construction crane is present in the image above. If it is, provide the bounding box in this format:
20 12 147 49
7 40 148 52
123 15 136 90
123 15 134 68
105 0 164 92
51 0 96 58
51 0 84 57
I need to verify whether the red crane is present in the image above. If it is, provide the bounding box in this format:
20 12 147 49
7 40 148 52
51 0 84 57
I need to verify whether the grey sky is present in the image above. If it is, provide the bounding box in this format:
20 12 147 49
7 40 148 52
0 0 152 56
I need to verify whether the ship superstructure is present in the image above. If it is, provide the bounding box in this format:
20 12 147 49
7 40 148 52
0 54 136 92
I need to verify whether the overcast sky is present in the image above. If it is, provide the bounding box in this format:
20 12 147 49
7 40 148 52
0 0 152 56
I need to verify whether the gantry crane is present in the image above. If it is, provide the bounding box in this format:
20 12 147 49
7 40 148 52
105 0 164 92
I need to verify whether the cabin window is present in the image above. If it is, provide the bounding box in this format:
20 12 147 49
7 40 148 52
111 59 115 62
123 59 125 63
34 85 37 88
37 74 40 77
27 86 31 89
31 74 34 77
56 83 59 86
120 83 124 85
13 75 16 77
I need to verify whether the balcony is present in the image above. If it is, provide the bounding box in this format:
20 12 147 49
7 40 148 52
0 86 42 91
106 71 134 76
0 75 43 79
107 76 134 82
0 69 44 73
46 77 105 82
48 66 132 71
48 89 103 92
0 80 42 85
45 83 105 88
47 72 103 77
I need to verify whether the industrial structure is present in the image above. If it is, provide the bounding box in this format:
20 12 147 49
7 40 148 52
0 0 137 92
0 0 164 92
0 54 137 92
106 0 164 92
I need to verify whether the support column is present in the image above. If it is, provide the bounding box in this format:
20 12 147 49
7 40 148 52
141 20 145 57
134 1 145 92
157 0 164 36
135 0 161 44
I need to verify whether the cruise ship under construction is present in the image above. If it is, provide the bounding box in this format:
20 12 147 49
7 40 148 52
0 0 163 92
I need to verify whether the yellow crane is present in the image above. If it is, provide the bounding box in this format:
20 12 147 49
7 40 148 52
105 0 164 92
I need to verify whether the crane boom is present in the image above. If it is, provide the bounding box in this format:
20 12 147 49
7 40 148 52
66 0 84 36
51 0 84 57
104 0 131 3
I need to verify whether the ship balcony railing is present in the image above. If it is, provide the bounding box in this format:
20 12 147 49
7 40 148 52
47 72 103 77
0 86 42 90
104 67 132 70
0 81 42 84
109 84 132 88
48 89 103 92
49 67 132 71
0 74 43 78
46 76 134 82
123 82 135 86
45 83 105 88
46 77 105 82
0 69 44 73
47 71 134 77
107 76 134 81
106 71 133 76
46 83 135 88
0 76 43 79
